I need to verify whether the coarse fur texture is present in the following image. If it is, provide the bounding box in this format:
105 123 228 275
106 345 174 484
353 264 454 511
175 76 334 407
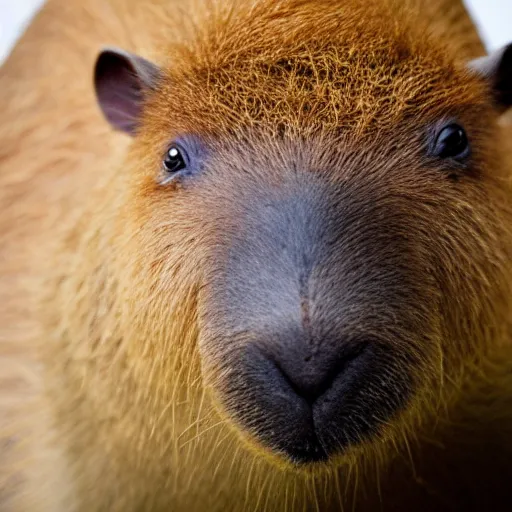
1 0 512 511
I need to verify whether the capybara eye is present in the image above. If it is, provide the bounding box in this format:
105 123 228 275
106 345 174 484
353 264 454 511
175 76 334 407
433 124 470 160
163 144 188 174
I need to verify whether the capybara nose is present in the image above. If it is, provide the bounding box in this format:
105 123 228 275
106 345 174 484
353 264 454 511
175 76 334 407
237 340 398 462
272 342 368 405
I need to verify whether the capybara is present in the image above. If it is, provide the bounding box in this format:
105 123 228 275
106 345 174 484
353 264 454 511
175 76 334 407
1 0 512 510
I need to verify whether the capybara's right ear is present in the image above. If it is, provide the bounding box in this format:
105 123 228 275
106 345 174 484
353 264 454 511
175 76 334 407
94 47 162 136
468 43 512 113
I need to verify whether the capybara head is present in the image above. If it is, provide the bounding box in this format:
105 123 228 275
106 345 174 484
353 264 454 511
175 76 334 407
94 1 512 467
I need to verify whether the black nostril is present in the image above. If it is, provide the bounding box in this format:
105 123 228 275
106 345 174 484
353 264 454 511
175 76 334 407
274 343 368 405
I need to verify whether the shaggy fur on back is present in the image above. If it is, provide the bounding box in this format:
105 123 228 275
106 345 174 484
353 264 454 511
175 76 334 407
1 0 512 511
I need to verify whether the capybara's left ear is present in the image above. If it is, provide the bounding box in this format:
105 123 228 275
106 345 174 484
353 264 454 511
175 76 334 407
468 43 512 113
94 47 162 136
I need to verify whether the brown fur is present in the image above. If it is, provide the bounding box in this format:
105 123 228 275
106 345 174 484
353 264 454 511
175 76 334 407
1 0 512 510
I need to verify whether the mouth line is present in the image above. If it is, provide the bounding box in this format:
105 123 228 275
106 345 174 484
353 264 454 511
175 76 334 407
291 416 331 465
264 373 353 464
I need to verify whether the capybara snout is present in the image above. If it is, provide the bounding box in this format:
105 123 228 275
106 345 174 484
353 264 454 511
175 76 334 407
197 142 440 464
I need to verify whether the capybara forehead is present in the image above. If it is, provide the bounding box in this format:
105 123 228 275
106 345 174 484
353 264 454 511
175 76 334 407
145 0 487 139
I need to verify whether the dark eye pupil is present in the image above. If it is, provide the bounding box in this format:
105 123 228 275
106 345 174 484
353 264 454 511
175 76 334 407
435 125 469 159
164 146 187 173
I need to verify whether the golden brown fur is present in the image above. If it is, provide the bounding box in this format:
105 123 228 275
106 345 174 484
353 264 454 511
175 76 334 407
1 0 512 510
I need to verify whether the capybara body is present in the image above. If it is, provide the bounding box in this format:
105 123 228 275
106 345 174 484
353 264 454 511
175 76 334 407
1 0 512 510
